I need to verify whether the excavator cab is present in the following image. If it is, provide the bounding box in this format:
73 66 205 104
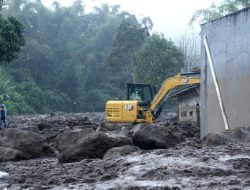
127 83 154 107
105 83 154 123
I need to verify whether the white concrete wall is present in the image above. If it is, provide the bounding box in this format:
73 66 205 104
200 8 250 138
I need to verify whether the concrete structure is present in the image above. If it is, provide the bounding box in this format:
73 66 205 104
172 85 200 123
200 8 250 138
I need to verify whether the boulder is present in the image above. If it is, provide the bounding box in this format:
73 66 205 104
37 122 61 131
55 128 132 163
132 124 184 150
0 147 22 161
225 127 250 142
0 128 53 161
202 133 230 146
103 145 140 160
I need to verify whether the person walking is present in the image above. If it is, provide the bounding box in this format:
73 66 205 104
0 104 7 128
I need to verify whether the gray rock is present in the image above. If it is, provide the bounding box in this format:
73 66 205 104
55 129 132 163
0 128 53 161
132 124 184 150
37 122 61 131
103 145 140 160
225 127 250 142
0 147 22 161
202 133 230 146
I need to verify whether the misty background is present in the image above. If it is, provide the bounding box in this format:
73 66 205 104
0 0 231 113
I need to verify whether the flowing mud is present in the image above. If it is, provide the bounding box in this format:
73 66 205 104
0 113 249 190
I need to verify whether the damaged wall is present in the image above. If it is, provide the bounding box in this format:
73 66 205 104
200 7 250 138
178 90 199 123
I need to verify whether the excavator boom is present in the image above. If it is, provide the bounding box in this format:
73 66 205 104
150 74 200 111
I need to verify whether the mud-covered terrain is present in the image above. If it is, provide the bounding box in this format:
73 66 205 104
0 113 249 190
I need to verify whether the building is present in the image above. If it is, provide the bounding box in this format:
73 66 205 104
200 7 250 138
171 84 200 124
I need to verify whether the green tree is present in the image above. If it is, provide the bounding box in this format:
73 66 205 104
0 71 14 102
191 0 250 23
1 0 184 113
135 33 184 87
108 20 151 82
3 1 152 112
0 0 25 63
0 67 32 113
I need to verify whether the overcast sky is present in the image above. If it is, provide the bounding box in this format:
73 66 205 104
41 0 221 38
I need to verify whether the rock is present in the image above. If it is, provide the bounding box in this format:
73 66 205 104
132 124 184 150
225 127 250 142
83 112 104 123
103 145 140 160
37 122 61 131
0 128 53 161
231 158 250 170
0 147 22 161
54 128 94 149
202 133 230 146
55 129 132 163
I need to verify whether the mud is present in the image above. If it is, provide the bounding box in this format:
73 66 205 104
0 113 249 190
7 113 103 145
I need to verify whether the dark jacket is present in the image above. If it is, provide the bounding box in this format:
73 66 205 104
1 110 6 120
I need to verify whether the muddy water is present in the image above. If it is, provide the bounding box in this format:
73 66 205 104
0 140 249 190
0 113 249 190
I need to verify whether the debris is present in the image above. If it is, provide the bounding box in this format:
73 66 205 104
0 113 249 190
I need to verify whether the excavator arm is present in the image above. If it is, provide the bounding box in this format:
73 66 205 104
149 73 200 118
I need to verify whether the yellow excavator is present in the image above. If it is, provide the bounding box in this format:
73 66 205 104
105 70 200 124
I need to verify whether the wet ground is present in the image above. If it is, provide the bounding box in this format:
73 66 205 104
0 113 250 190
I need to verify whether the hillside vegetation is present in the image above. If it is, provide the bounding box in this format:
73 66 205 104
0 0 184 113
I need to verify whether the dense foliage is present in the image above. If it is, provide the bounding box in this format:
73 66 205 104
135 34 184 87
1 0 184 113
0 0 25 63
